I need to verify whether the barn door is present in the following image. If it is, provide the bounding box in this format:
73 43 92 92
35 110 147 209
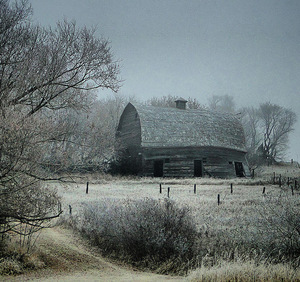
154 160 164 177
194 160 203 177
234 162 245 177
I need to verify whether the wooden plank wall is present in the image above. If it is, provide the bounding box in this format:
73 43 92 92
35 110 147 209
142 146 247 178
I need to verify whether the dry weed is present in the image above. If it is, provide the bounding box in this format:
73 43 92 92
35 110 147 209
189 260 300 281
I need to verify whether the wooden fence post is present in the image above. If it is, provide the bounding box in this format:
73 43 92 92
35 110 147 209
279 174 282 187
194 184 196 194
86 182 89 194
262 187 266 194
167 187 170 198
230 183 233 194
273 172 276 184
69 205 72 215
217 194 220 205
287 177 290 186
291 185 294 196
159 183 162 194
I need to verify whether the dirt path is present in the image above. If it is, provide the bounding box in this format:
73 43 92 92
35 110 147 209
3 226 186 281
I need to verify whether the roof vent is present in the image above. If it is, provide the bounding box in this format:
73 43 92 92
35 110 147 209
175 97 187 110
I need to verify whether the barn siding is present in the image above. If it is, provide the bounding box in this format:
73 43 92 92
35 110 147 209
141 147 247 178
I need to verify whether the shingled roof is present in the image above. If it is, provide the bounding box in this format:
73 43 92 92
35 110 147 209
124 103 246 152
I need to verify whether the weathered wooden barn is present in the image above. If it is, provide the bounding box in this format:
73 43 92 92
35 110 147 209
116 99 249 178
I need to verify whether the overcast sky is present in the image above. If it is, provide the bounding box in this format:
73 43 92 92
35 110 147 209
30 0 300 161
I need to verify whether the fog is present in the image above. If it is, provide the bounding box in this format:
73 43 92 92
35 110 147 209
30 0 300 161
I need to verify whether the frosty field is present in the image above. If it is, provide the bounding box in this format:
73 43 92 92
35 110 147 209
54 175 298 237
16 166 298 281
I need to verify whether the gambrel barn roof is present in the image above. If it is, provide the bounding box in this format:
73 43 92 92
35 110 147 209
118 103 247 152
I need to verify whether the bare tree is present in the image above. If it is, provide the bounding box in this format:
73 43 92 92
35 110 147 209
0 15 120 115
240 102 297 166
146 95 179 108
43 93 136 173
240 107 262 168
208 95 236 113
0 108 64 237
0 0 121 241
187 97 206 110
259 102 297 163
146 95 205 109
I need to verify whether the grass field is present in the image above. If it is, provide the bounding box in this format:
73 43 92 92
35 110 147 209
52 164 300 280
56 167 299 232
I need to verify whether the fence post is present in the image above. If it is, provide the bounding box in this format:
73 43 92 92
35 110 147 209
167 187 170 198
295 179 298 190
217 194 220 205
287 177 290 186
160 183 162 194
273 172 276 184
230 183 233 194
69 205 72 215
279 174 282 187
262 187 266 194
291 185 294 196
194 184 196 194
86 182 89 194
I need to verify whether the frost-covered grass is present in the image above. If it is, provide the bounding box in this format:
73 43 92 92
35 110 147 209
255 162 300 180
53 164 300 276
189 260 300 281
55 177 292 229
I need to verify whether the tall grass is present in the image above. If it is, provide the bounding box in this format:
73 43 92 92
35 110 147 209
0 240 45 275
189 259 300 281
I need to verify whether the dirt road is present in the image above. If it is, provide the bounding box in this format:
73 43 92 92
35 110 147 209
3 226 186 282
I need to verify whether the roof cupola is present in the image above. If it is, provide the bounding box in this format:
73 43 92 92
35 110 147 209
175 97 188 110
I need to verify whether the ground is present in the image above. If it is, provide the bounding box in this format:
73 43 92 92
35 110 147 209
1 226 184 281
1 164 300 281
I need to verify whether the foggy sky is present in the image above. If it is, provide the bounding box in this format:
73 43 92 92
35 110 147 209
30 0 300 161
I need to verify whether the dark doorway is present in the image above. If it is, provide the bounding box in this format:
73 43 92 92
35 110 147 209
194 160 203 177
235 162 245 177
154 160 164 177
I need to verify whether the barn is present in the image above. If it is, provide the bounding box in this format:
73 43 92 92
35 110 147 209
116 99 249 178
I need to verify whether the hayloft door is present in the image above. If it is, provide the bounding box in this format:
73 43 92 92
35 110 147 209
234 162 244 177
194 160 203 177
154 160 164 177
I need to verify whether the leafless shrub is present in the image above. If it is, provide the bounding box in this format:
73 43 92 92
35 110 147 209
258 194 300 263
78 198 199 272
229 192 300 266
